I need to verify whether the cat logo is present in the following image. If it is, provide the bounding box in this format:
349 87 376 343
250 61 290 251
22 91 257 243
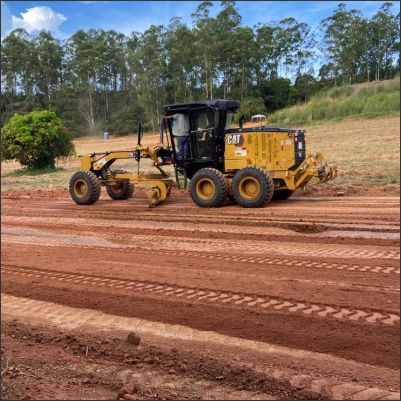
226 134 244 147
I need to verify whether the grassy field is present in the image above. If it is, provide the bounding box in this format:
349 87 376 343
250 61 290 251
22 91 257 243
306 117 400 192
1 118 399 194
269 77 400 126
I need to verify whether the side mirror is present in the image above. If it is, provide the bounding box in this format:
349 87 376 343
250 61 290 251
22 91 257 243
239 115 245 129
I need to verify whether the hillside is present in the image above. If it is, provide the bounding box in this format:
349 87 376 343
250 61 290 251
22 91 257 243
268 77 400 126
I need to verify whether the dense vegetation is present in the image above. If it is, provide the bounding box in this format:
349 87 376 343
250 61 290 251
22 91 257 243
1 110 74 169
1 1 399 136
269 76 400 125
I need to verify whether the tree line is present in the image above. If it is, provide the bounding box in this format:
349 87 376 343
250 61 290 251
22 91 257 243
1 1 399 136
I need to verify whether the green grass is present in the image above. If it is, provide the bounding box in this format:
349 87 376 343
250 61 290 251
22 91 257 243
2 167 66 178
0 157 169 192
1 166 74 191
269 77 400 126
367 173 400 186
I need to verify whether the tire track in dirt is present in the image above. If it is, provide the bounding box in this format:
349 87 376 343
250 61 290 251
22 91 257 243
2 195 400 377
3 205 400 231
2 234 400 276
2 223 400 261
3 211 400 245
2 293 400 400
3 265 399 326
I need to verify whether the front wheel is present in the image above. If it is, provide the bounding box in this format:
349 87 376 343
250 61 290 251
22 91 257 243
189 168 228 207
69 170 101 205
232 166 274 208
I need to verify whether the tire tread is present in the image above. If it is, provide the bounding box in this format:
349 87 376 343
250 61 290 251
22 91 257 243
190 167 228 207
232 165 274 208
106 169 134 200
69 170 101 205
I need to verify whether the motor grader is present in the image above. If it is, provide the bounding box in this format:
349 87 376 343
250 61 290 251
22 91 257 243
69 100 337 208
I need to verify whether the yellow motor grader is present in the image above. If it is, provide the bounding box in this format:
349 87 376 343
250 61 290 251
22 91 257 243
69 100 337 208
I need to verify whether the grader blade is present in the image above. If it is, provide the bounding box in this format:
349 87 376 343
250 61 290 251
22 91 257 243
145 181 173 208
136 175 174 208
146 188 162 208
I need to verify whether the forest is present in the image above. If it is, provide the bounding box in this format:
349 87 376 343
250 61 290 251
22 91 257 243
1 1 399 136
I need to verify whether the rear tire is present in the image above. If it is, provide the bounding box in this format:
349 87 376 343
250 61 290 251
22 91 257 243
272 189 294 201
106 169 134 200
69 170 101 205
190 168 228 207
232 166 274 208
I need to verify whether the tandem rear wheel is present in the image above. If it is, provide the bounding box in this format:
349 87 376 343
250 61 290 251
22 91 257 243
189 168 228 207
232 166 274 208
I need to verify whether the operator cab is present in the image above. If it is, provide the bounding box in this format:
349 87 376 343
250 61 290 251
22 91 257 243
162 100 240 179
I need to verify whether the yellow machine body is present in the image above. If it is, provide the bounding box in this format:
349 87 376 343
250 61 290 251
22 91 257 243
224 130 337 191
79 146 174 207
70 100 337 208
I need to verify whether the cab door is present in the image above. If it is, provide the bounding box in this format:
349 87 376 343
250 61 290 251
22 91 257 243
188 107 216 162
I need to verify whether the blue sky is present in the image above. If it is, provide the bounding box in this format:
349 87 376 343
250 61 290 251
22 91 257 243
1 1 399 40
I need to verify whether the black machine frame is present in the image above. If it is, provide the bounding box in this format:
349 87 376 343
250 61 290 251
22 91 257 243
161 100 240 183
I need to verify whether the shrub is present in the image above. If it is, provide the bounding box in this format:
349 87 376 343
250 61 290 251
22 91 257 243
1 110 75 169
240 97 266 120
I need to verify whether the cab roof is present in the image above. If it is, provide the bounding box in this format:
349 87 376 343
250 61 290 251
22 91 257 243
164 99 240 114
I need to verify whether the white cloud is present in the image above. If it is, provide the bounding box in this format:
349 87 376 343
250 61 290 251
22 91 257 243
11 6 67 36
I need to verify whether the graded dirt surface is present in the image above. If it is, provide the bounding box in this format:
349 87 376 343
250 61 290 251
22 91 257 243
1 189 400 400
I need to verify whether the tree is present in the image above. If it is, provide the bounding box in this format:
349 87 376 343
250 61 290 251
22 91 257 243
165 17 198 102
0 2 399 136
320 3 374 84
192 1 218 99
239 97 266 120
276 18 315 78
34 31 63 108
255 23 280 81
259 78 297 113
294 74 319 102
1 110 74 169
1 29 37 99
370 2 400 80
215 1 242 99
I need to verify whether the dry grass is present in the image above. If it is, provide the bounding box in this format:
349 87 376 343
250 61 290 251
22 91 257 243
306 117 400 191
73 132 160 156
1 133 161 192
1 118 399 193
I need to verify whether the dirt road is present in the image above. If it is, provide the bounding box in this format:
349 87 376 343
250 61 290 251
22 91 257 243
1 190 400 399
